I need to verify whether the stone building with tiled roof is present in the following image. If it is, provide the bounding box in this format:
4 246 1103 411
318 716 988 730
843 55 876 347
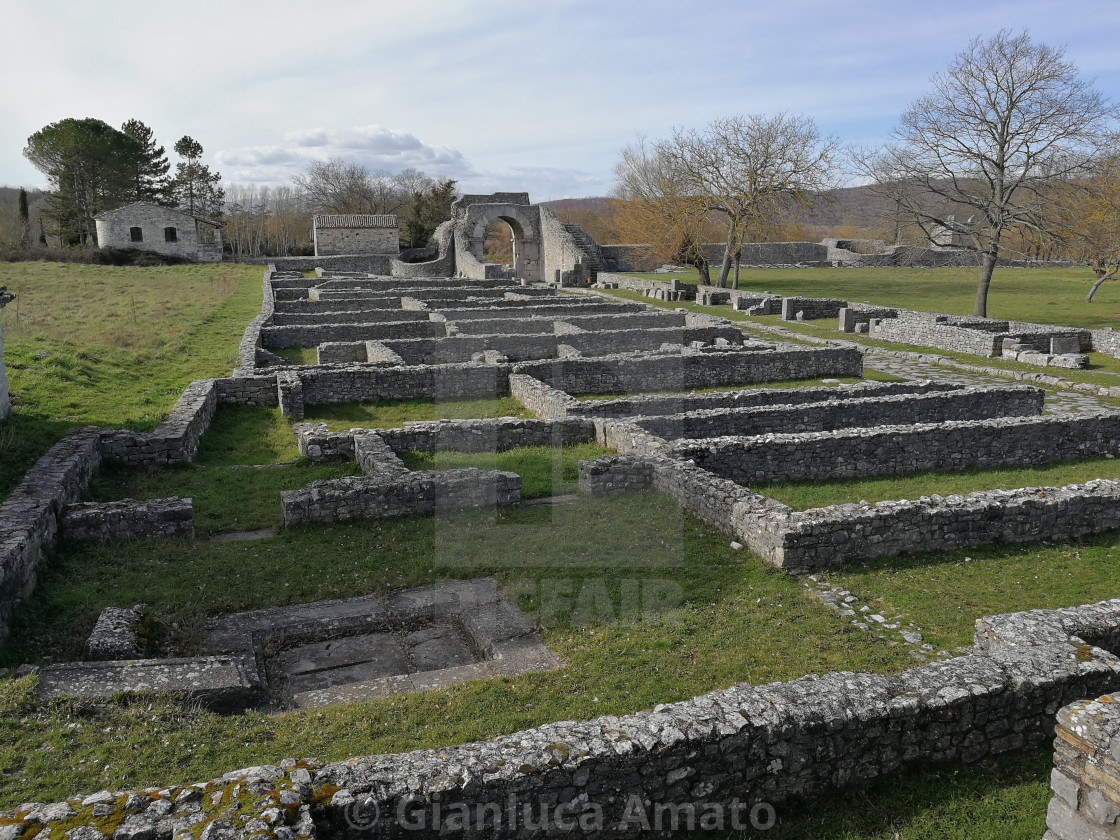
95 202 223 262
313 214 399 257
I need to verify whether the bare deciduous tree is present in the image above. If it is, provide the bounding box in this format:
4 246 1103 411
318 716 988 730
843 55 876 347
611 137 718 283
857 30 1116 317
662 114 839 287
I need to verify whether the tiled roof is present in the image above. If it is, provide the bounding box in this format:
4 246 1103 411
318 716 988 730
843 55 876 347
313 214 398 229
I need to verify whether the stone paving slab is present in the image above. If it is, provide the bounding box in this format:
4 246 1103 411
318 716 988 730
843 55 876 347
460 600 534 651
406 625 475 671
36 655 265 711
280 632 409 677
206 593 387 652
384 578 500 620
489 634 563 676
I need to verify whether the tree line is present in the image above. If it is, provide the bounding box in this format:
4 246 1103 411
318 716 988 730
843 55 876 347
223 160 457 258
21 118 222 246
611 30 1120 315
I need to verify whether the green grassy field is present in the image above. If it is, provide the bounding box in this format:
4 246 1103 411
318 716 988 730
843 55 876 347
755 456 1120 509
0 262 264 500
399 442 611 498
590 285 1120 396
624 265 1120 328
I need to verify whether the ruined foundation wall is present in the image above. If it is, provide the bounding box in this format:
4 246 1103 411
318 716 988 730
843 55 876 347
634 385 1044 441
676 413 1120 486
514 349 863 395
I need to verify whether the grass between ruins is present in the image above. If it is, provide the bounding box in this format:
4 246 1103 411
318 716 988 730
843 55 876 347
624 265 1120 329
570 372 901 401
2 265 1115 837
398 442 610 499
302 395 534 429
0 262 264 501
754 455 1120 509
588 285 1120 400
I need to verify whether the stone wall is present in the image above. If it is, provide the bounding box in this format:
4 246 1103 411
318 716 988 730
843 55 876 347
313 215 399 257
99 379 219 464
14 597 1120 840
61 497 195 541
1046 692 1120 839
1091 328 1120 361
569 380 960 419
94 202 222 262
378 417 596 453
269 309 432 326
768 478 1120 573
282 363 512 413
670 413 1120 486
513 348 863 395
0 429 102 639
243 254 395 273
434 301 645 320
539 206 593 285
780 296 848 321
261 320 445 349
633 385 1044 441
281 469 522 524
235 268 277 372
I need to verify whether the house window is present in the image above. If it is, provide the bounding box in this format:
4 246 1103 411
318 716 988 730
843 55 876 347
129 227 143 242
164 227 178 242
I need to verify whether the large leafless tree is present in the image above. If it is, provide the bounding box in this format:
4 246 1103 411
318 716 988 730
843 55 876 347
857 30 1116 317
662 114 839 287
611 137 717 283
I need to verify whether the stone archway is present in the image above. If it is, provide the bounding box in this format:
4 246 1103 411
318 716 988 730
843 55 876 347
461 202 542 282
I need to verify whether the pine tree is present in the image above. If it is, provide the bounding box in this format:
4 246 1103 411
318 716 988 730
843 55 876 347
121 119 170 203
23 118 137 245
169 136 224 219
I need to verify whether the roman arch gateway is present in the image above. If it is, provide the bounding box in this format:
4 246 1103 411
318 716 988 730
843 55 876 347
391 191 601 284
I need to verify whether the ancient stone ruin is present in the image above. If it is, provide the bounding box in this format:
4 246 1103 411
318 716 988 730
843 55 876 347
5 259 1120 838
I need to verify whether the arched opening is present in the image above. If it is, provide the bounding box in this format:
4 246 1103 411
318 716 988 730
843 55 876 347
498 215 527 278
482 220 514 266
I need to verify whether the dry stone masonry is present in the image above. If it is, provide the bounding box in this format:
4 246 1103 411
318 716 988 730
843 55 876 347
11 253 1120 837
13 597 1120 839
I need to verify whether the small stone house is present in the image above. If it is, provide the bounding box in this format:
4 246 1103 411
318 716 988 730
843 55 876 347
0 288 14 420
95 202 223 262
313 215 399 256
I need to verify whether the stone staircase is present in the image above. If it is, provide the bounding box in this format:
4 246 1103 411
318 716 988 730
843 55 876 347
562 223 605 281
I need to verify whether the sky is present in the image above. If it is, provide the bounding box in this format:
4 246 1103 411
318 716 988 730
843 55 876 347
3 0 1120 201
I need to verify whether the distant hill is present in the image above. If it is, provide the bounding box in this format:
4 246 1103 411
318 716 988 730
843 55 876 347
542 188 894 242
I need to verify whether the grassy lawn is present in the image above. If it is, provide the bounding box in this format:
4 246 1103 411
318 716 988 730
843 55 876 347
0 488 915 806
755 456 1120 509
303 395 533 430
621 265 1120 329
0 262 264 501
832 534 1120 653
270 346 317 365
692 746 1051 839
398 442 612 498
754 315 1120 387
588 286 1120 396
